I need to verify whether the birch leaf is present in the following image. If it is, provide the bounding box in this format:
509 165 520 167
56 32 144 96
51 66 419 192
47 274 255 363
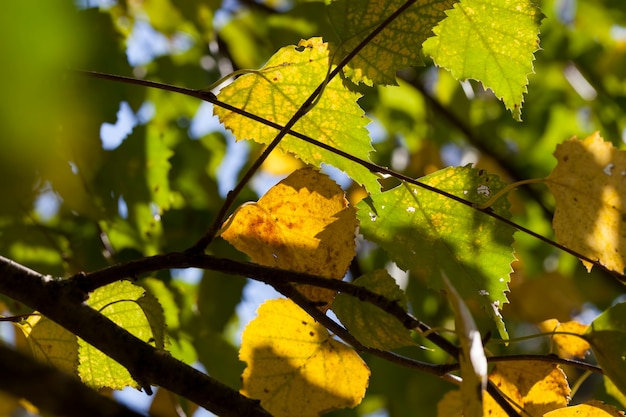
546 132 626 275
332 269 416 350
423 0 544 120
240 299 370 417
357 166 515 338
214 37 379 193
327 0 456 85
220 167 358 308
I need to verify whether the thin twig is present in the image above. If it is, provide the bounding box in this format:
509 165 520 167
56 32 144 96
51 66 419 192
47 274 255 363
187 0 424 253
75 69 624 281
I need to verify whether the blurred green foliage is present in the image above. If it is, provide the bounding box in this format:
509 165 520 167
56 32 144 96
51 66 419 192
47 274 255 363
1 0 626 415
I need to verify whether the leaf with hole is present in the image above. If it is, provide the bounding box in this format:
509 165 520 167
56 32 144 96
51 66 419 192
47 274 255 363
357 166 515 338
213 37 379 193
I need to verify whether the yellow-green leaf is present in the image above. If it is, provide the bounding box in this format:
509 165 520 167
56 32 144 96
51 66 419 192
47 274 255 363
79 281 166 389
585 302 626 399
546 132 626 274
214 37 379 193
439 361 570 417
19 314 78 375
423 0 544 120
240 298 370 417
538 319 590 359
327 0 456 85
220 167 358 308
332 269 416 350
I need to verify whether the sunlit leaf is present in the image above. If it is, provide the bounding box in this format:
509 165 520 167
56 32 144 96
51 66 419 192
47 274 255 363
19 314 78 375
327 0 455 85
538 319 590 359
439 361 570 417
240 298 370 417
423 0 544 120
220 167 358 307
442 273 486 417
585 302 626 398
546 132 626 274
79 281 166 389
357 166 515 338
214 37 379 193
544 401 625 417
332 269 416 350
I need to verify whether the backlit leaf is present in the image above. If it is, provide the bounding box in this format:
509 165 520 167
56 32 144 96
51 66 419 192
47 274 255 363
214 37 379 193
220 167 358 308
19 314 78 375
544 401 625 417
439 361 570 417
443 273 487 417
327 0 455 85
357 166 515 338
79 281 166 389
423 0 544 120
240 298 370 417
332 269 416 350
488 361 570 416
585 302 626 398
546 132 626 274
538 319 590 359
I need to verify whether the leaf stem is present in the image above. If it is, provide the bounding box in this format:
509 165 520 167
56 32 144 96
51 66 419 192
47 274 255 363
474 178 546 209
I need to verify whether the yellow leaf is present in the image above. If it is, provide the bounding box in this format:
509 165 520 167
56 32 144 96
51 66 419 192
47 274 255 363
544 401 625 417
261 149 304 176
546 132 626 274
19 314 78 374
539 319 591 359
486 361 570 416
438 361 571 417
220 167 358 307
239 298 370 417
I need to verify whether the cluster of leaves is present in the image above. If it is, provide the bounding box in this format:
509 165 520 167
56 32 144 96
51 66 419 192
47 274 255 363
2 0 626 417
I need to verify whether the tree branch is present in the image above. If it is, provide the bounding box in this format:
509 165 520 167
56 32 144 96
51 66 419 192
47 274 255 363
0 344 146 417
0 256 272 417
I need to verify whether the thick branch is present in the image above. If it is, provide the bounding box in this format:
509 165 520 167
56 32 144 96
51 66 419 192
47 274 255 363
0 344 145 417
77 252 459 357
0 256 271 417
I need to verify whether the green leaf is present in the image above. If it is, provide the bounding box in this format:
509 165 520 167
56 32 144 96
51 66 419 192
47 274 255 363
357 166 515 338
585 302 626 398
332 269 416 350
79 281 166 389
213 37 379 193
328 0 456 86
423 0 544 120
